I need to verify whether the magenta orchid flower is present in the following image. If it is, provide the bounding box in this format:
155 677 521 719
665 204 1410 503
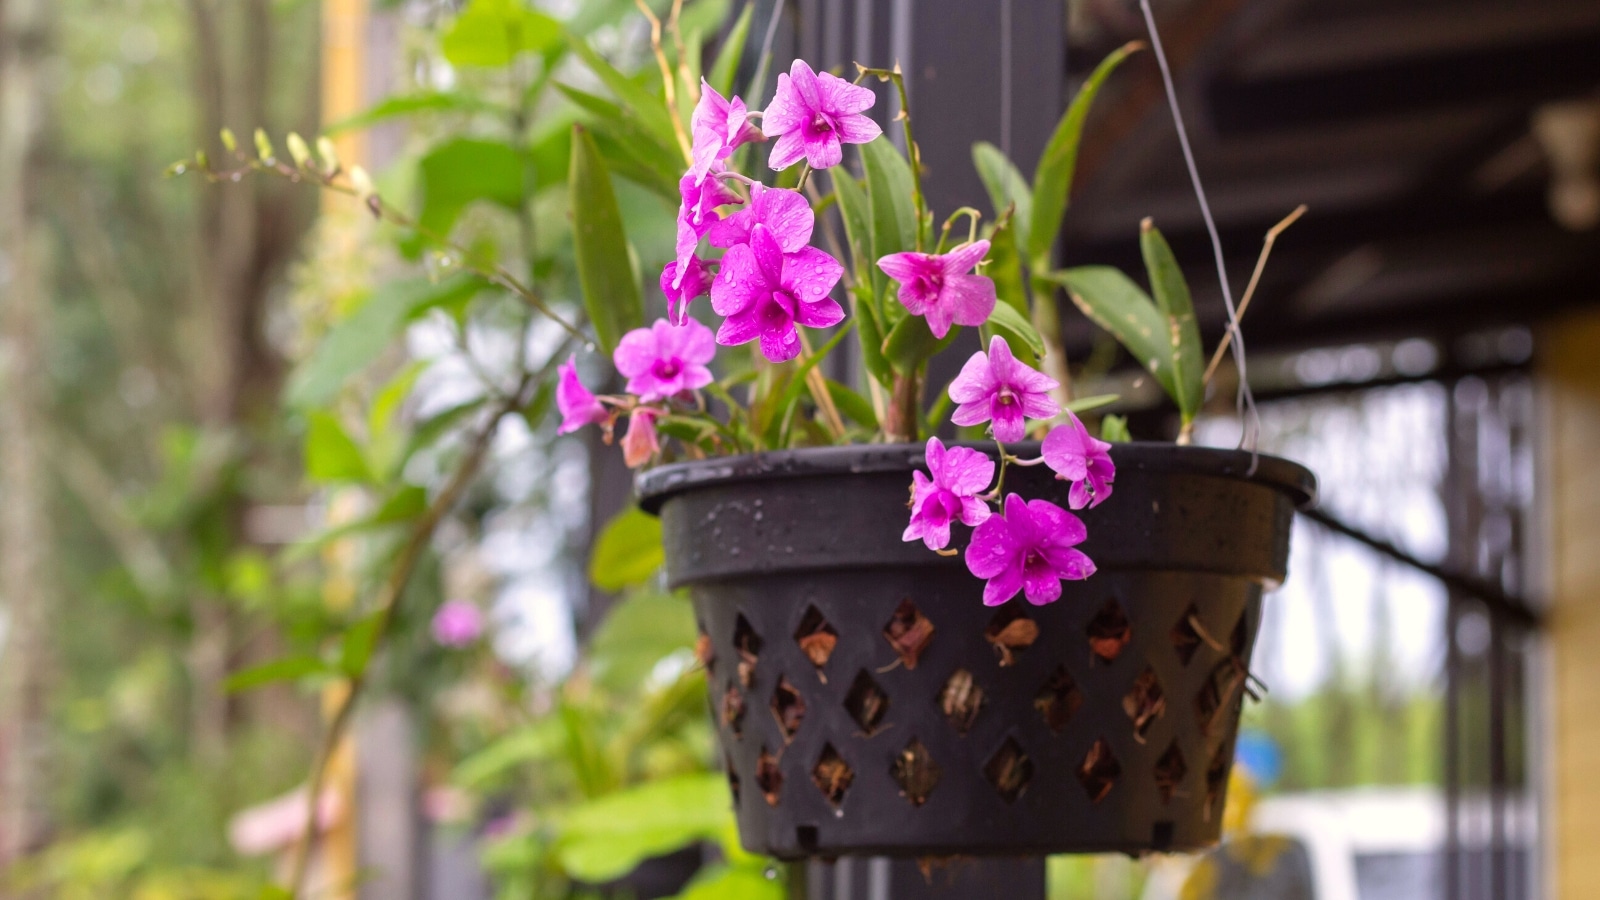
556 356 608 435
949 335 1060 442
877 240 997 339
614 318 716 402
903 437 995 551
673 169 742 289
1042 412 1116 509
431 599 484 648
762 59 882 170
622 407 661 469
710 223 844 362
690 80 763 185
966 494 1095 606
660 256 714 326
708 183 813 253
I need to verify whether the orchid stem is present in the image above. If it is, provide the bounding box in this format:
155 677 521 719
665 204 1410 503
635 0 693 163
1202 204 1306 386
936 207 982 255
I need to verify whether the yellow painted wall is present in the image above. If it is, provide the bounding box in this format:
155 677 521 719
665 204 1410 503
1543 308 1600 900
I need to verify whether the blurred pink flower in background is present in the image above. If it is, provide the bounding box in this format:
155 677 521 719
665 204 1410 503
431 599 484 648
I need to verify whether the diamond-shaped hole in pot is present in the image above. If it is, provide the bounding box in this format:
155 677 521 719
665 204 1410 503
1078 738 1122 804
1086 598 1132 664
812 743 854 807
734 613 763 687
883 598 935 669
1171 605 1202 667
985 607 1039 667
1206 740 1234 820
1034 665 1084 733
1195 657 1246 737
771 676 806 743
756 747 783 807
939 668 985 735
891 737 941 807
844 669 890 735
726 753 741 804
1122 666 1166 743
722 683 747 738
1154 741 1187 805
983 737 1034 803
794 605 839 678
695 624 716 673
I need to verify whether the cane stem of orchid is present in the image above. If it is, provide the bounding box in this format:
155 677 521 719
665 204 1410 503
1004 454 1049 467
1030 274 1074 405
1202 204 1306 386
797 330 847 437
936 207 983 255
984 440 1012 502
634 0 693 162
856 63 927 251
795 162 812 192
886 371 922 442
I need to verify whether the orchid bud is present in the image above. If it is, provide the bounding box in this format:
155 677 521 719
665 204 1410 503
194 149 210 172
286 132 312 169
253 128 275 163
219 127 237 153
316 136 340 175
349 165 375 200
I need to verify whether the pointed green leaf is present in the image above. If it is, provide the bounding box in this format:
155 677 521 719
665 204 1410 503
416 138 527 238
708 3 755 97
1064 393 1120 414
325 91 509 134
1139 220 1204 424
1047 266 1177 400
1027 42 1139 267
861 136 918 295
305 411 373 484
570 125 643 353
826 378 879 430
565 32 681 153
588 506 663 592
882 313 958 373
556 83 682 193
983 299 1046 361
972 141 1032 253
339 609 385 677
852 291 892 387
1101 413 1132 442
441 0 560 68
224 656 330 694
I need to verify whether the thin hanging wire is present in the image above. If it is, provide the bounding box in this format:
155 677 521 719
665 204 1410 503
1138 0 1261 458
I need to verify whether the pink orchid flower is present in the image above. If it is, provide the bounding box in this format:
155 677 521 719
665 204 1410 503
966 494 1096 606
1042 411 1116 509
710 223 844 363
949 335 1060 442
622 407 661 469
689 80 763 185
614 318 716 402
556 356 608 435
660 256 714 326
903 437 995 551
877 240 998 339
708 183 814 253
673 168 742 289
431 599 484 647
761 59 882 170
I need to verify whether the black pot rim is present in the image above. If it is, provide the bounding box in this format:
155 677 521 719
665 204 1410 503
636 440 1317 515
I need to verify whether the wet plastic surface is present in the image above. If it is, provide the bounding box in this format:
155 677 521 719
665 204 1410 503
637 442 1315 859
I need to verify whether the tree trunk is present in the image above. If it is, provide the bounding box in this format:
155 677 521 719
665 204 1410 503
0 0 57 867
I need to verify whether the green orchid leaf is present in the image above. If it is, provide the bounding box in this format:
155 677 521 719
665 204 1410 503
861 136 918 300
851 294 892 388
570 125 643 353
826 378 879 430
1064 393 1121 415
588 591 697 695
304 411 373 485
1101 413 1133 442
982 294 1046 361
556 83 682 195
565 32 681 153
325 91 509 134
286 274 484 410
555 774 731 883
1048 266 1178 401
415 138 527 239
708 3 755 98
589 506 664 592
1139 220 1204 425
224 655 330 694
972 141 1032 253
882 313 957 374
338 609 384 677
441 0 561 68
1027 42 1140 267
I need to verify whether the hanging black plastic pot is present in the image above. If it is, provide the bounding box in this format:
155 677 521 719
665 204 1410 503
637 442 1315 860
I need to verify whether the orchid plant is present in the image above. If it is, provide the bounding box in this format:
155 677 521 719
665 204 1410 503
556 51 1159 608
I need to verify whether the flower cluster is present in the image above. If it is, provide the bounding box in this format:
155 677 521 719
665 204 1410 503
903 335 1115 606
559 57 1120 607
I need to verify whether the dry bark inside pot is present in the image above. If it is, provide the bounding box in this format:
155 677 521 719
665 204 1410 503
639 441 1313 859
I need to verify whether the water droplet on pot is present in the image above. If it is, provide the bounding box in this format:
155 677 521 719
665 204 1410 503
764 866 778 881
729 546 741 556
753 511 763 521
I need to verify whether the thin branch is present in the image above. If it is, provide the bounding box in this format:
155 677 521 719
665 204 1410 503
634 0 693 162
1202 204 1306 386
